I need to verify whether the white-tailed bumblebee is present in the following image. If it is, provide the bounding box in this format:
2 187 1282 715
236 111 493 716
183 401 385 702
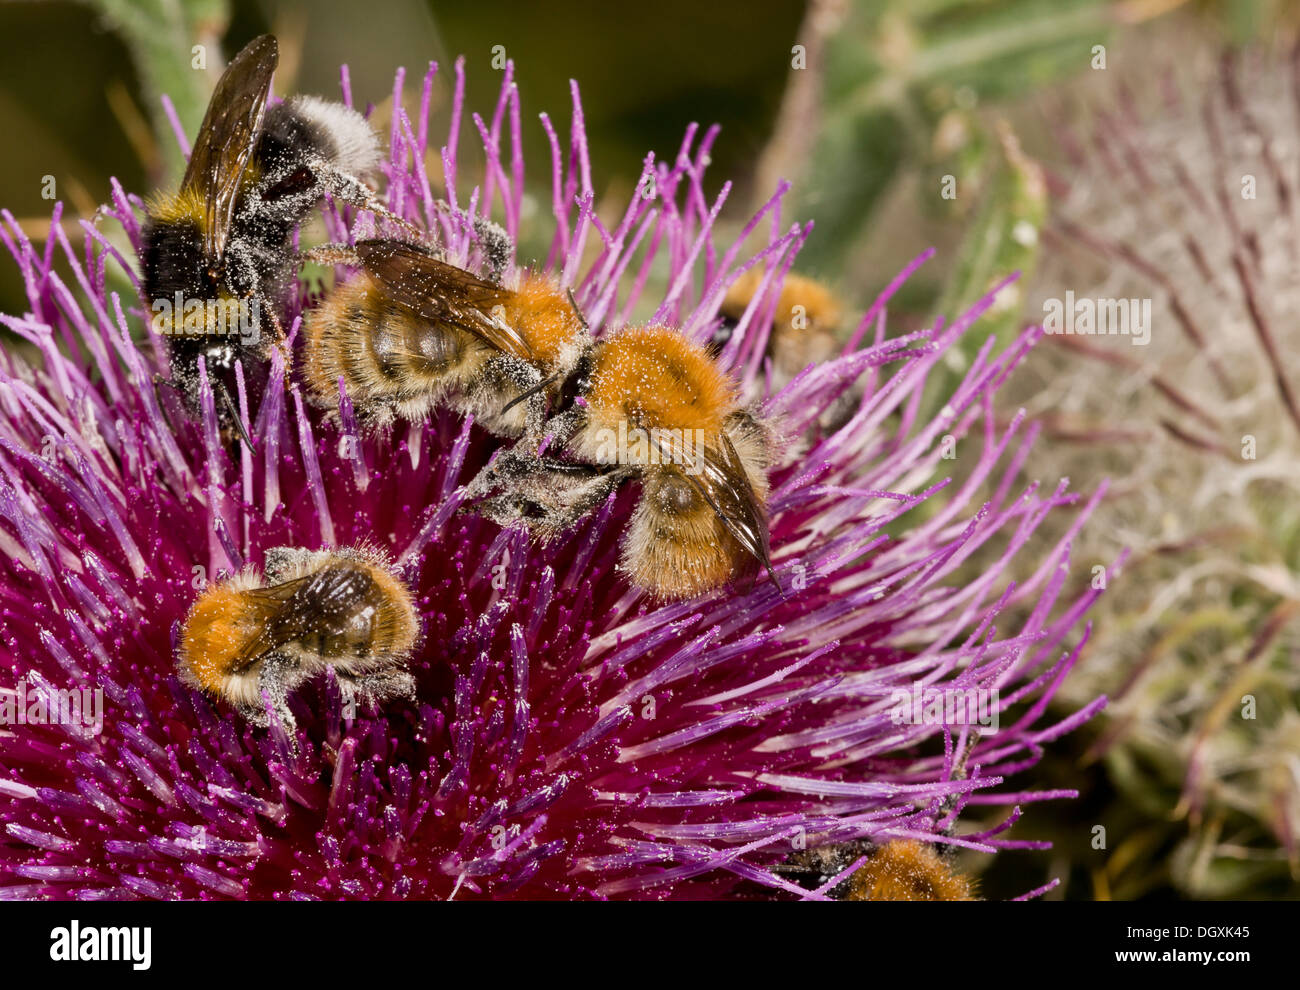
141 34 393 431
177 545 419 729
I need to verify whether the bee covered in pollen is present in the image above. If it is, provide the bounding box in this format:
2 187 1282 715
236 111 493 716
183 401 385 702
774 839 977 900
140 33 401 434
301 238 588 439
177 546 419 730
300 234 779 600
466 322 780 601
844 840 977 901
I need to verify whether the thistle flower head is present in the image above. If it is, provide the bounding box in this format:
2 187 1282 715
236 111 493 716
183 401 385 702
1024 41 1300 895
0 56 1102 899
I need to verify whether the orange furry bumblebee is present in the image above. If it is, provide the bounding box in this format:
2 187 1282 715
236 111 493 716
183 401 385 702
177 545 419 729
302 239 585 437
776 839 976 900
716 270 844 377
716 269 859 429
300 239 777 599
468 323 778 600
845 840 976 901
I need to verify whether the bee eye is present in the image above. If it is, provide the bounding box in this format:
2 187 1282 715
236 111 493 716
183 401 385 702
555 355 593 414
707 316 738 357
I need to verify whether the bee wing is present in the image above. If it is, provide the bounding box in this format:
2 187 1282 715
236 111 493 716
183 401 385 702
179 34 278 267
353 239 534 360
231 564 375 669
649 431 776 583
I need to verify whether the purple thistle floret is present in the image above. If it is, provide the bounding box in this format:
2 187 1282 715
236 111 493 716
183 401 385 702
0 58 1109 899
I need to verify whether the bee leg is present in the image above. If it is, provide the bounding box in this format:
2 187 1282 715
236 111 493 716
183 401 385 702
247 653 299 734
263 545 317 582
339 670 416 715
460 441 549 501
933 733 980 843
461 450 521 502
538 408 586 452
471 215 513 282
461 407 589 504
315 164 422 237
534 467 629 532
467 354 550 443
472 465 630 537
301 243 361 268
214 379 255 452
264 305 287 352
431 202 514 280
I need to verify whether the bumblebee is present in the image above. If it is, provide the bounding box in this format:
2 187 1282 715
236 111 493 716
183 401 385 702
467 323 778 600
299 239 776 599
782 743 980 899
776 839 976 900
301 238 587 438
177 545 419 729
715 269 858 429
715 270 842 374
844 840 976 901
141 34 395 430
775 840 875 894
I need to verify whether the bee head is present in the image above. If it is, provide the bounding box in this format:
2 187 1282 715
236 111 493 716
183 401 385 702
554 351 594 416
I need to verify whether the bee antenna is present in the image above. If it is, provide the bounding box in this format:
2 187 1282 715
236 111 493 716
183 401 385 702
501 373 560 415
566 289 589 330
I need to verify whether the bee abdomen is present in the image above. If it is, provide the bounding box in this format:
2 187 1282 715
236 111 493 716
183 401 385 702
407 317 466 375
140 214 209 300
305 277 466 415
620 470 744 599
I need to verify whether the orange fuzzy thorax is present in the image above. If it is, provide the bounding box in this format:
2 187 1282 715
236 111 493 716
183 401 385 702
585 324 736 435
178 583 261 692
723 269 842 334
503 273 585 371
845 840 976 901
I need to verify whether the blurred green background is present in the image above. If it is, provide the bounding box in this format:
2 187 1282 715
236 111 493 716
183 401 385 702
0 0 1289 322
1 0 1296 900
